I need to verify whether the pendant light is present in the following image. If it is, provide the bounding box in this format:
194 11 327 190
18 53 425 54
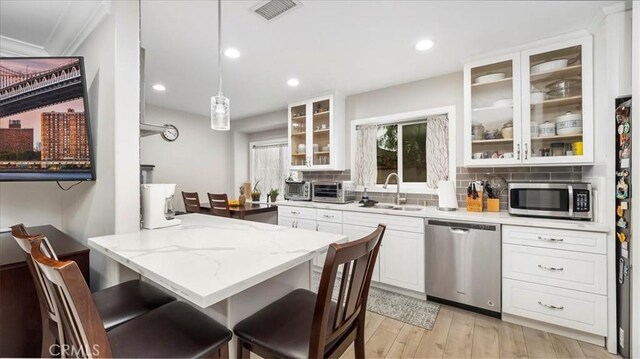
211 0 230 130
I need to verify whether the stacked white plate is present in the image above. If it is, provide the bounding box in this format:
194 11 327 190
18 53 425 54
475 73 505 84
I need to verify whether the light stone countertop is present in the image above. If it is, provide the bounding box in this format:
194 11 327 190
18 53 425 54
274 201 610 233
88 213 347 308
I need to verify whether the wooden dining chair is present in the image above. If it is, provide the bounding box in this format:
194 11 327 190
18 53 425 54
29 237 233 358
234 224 386 359
207 193 231 218
182 191 202 213
11 224 175 357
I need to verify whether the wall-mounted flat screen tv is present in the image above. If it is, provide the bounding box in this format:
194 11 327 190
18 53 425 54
0 56 95 181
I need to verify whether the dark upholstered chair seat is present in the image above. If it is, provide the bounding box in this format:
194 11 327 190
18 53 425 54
92 280 176 330
108 301 232 358
234 289 343 359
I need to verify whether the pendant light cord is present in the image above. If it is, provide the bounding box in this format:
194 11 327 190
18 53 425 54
218 0 222 94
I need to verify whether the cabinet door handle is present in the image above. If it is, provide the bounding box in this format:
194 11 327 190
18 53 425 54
538 301 564 310
316 224 319 231
524 143 529 160
517 144 521 160
538 236 564 242
291 222 295 228
538 264 564 271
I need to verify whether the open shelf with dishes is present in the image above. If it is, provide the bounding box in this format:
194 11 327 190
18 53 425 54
464 35 593 166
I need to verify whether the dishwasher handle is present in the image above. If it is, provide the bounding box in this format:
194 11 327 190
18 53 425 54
449 228 470 234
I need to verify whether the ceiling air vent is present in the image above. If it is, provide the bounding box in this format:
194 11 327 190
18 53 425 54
252 0 301 21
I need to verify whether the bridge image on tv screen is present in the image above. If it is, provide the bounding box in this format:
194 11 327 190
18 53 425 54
0 57 94 181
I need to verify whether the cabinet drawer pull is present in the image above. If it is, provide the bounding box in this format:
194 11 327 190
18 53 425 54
323 214 335 218
538 236 564 242
538 301 564 310
290 211 300 215
538 264 564 271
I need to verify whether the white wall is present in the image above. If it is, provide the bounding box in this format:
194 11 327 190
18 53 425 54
141 105 231 211
344 72 464 166
0 2 140 290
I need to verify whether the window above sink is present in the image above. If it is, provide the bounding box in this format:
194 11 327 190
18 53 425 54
350 106 457 195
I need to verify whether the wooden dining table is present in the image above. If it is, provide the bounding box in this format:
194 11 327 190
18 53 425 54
199 202 278 220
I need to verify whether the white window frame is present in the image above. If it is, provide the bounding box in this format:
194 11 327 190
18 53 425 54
350 106 456 195
249 138 289 192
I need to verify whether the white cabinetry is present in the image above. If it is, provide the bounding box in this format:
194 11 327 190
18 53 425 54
288 93 345 171
343 212 425 293
502 225 607 336
464 36 593 167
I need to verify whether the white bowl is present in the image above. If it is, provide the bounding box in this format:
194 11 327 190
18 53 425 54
531 59 569 74
475 73 506 84
556 112 583 136
493 98 513 108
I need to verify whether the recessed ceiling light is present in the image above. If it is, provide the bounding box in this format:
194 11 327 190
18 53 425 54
287 78 300 87
224 48 240 59
152 84 166 91
415 39 434 52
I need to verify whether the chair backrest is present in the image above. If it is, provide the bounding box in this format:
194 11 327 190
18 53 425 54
30 238 112 358
11 224 60 322
207 193 231 218
309 224 386 358
182 191 201 213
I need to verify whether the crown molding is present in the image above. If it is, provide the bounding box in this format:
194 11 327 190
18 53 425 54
45 0 112 55
0 36 49 57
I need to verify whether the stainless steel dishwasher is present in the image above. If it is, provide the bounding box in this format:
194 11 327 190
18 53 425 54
426 219 501 314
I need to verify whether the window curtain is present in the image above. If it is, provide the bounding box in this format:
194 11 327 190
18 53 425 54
426 114 449 187
252 143 289 199
354 125 378 187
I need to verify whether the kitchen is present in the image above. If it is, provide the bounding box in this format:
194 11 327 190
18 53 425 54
0 1 638 358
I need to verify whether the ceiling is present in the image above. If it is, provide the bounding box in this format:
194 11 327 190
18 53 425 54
0 0 110 56
141 0 610 121
1 1 612 121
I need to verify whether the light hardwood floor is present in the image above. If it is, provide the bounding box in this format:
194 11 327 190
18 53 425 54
337 306 618 359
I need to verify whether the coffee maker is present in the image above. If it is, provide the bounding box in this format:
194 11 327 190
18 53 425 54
141 184 182 229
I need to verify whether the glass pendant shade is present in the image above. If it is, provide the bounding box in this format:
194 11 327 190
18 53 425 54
210 92 230 131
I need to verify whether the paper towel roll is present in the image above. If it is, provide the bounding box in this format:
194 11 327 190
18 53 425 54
437 180 458 211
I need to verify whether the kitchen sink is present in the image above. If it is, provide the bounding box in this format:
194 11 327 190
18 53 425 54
372 204 424 211
373 203 395 209
395 206 423 211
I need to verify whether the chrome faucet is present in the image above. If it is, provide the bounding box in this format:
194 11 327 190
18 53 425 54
382 173 406 206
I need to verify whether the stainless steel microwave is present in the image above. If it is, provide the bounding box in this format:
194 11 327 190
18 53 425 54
284 181 311 201
312 181 356 204
508 182 592 221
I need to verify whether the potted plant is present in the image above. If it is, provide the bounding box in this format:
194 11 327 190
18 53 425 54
251 179 262 202
268 188 280 203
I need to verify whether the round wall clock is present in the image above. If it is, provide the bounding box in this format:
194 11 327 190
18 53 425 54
161 124 179 142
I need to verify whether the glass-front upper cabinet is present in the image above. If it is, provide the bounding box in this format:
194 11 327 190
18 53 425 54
464 54 522 166
288 93 345 171
521 37 593 164
311 98 331 167
289 103 308 168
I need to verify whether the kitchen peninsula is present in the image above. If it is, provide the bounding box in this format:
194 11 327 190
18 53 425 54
88 214 347 354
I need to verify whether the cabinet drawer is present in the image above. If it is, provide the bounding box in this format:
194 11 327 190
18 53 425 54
278 206 316 220
316 209 342 223
503 226 606 254
503 279 606 335
343 211 423 233
503 244 606 295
